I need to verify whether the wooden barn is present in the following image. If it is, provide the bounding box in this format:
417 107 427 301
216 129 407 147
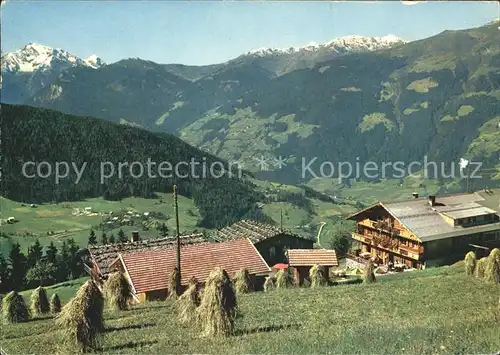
347 191 500 268
214 219 314 265
81 231 206 285
287 249 339 286
109 238 271 303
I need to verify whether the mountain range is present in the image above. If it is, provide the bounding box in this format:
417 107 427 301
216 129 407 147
2 23 499 187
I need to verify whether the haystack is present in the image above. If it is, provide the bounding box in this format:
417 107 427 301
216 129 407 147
50 293 62 314
176 277 201 324
263 275 275 292
275 269 292 289
234 268 252 294
309 265 328 287
56 280 105 352
196 267 237 337
363 260 376 284
168 267 180 299
485 248 500 284
2 291 30 324
475 257 487 278
464 251 476 276
104 272 132 311
30 286 50 316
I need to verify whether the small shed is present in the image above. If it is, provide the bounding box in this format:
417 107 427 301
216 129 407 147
215 220 314 265
287 249 339 286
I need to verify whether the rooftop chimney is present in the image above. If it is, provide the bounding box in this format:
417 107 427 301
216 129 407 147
412 192 419 199
428 195 436 206
131 231 139 242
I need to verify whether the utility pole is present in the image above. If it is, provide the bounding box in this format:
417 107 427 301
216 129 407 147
173 185 181 296
466 165 471 193
280 208 283 232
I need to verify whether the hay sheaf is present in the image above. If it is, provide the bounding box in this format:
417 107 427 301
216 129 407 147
104 272 132 311
363 260 376 284
30 286 50 316
196 268 237 337
464 251 476 277
485 248 500 284
168 267 180 299
176 277 201 324
2 291 30 324
234 269 252 294
50 293 62 314
275 269 293 289
56 280 105 352
309 265 328 288
263 275 275 292
475 257 487 278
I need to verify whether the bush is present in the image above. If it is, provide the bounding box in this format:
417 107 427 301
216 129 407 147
2 291 30 323
196 268 237 337
50 293 62 314
56 280 105 352
485 248 500 284
464 251 476 276
309 265 328 287
104 272 132 311
30 286 50 316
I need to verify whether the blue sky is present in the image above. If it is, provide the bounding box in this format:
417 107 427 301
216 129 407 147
2 1 499 65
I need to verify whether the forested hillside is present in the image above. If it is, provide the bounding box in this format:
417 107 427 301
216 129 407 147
17 22 500 184
0 104 263 228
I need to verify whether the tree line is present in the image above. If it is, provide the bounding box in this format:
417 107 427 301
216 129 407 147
0 238 85 293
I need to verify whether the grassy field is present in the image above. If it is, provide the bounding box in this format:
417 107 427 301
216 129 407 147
0 179 354 256
18 277 89 304
0 193 202 257
3 263 500 354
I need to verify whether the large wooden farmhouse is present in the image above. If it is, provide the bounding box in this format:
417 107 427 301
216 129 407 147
347 191 500 268
110 238 270 302
214 219 314 266
82 232 206 284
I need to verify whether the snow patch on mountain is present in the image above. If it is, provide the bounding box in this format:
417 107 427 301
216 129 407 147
1 43 106 73
247 34 407 57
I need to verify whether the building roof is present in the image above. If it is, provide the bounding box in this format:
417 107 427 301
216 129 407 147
86 233 206 276
287 249 339 267
347 191 500 243
215 219 311 244
112 238 271 294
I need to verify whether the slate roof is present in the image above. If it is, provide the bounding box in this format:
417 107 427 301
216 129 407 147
287 249 339 267
215 219 311 244
113 238 270 294
382 193 500 242
348 191 500 243
87 233 206 276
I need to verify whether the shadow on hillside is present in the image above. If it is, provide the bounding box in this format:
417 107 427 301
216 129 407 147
235 323 301 336
105 322 156 333
101 340 158 351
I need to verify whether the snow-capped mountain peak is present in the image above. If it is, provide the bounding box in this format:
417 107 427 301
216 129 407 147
1 42 106 73
84 54 107 69
247 34 407 57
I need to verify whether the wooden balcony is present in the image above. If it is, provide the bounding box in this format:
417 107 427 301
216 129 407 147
351 232 423 260
357 219 421 242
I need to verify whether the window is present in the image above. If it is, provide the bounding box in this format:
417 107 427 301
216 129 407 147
269 246 276 258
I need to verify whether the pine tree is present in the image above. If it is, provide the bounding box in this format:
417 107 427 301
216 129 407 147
57 241 70 282
8 243 27 291
88 229 97 245
117 229 127 243
101 232 108 245
27 239 43 270
0 253 11 293
45 242 58 265
109 234 116 244
67 238 82 279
